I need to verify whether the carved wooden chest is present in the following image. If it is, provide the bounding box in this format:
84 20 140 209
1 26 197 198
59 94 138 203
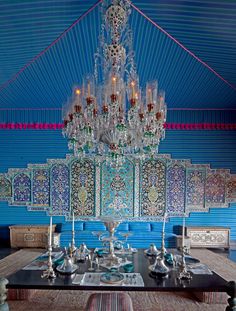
184 226 230 249
9 225 56 248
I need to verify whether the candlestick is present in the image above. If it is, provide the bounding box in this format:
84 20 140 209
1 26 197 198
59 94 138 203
70 211 76 253
161 212 167 255
72 211 75 232
162 212 167 234
49 215 52 247
41 214 56 279
182 215 185 249
177 214 192 281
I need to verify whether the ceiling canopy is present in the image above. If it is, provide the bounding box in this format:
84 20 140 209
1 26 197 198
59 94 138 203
0 0 236 110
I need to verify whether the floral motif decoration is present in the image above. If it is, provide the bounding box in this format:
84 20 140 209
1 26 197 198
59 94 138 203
186 169 205 210
205 171 225 205
71 159 95 217
226 175 236 201
51 164 70 215
166 163 186 215
32 169 50 207
0 175 12 199
140 159 166 217
101 159 134 217
13 173 31 204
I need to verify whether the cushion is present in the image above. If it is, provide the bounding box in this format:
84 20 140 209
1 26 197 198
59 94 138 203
117 223 129 231
151 222 163 232
193 291 228 304
129 222 151 232
84 221 106 231
86 293 133 311
61 221 84 231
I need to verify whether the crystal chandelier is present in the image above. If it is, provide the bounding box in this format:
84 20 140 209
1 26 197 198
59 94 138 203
62 0 167 162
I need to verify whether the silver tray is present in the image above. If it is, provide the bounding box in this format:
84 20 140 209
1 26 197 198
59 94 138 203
100 272 124 284
148 264 169 277
56 263 78 275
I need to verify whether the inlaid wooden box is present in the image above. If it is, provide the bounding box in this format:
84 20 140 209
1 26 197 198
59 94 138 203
184 226 230 249
9 225 56 248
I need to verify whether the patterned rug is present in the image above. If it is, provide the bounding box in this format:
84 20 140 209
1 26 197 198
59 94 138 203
6 249 236 311
0 249 43 278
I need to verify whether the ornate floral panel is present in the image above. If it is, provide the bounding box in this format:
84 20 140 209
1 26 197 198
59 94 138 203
12 172 31 205
2 153 236 218
0 174 12 200
186 166 206 212
31 167 50 208
50 163 70 215
71 159 95 217
101 159 135 217
226 174 236 203
166 161 186 216
205 169 228 208
140 158 166 217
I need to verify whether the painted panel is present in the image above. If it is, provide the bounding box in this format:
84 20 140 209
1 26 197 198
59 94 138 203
101 159 135 217
186 166 206 211
31 168 50 208
71 159 95 217
51 163 70 215
140 158 166 217
12 172 31 205
166 161 186 216
205 169 227 208
226 174 236 203
0 174 11 200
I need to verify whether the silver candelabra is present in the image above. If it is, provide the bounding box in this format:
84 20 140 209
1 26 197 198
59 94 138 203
41 215 56 279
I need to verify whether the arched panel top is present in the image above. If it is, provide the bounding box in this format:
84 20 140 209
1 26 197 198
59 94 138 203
12 172 31 205
0 174 12 200
50 163 70 215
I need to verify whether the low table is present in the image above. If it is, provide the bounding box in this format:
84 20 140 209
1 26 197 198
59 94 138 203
1 250 235 310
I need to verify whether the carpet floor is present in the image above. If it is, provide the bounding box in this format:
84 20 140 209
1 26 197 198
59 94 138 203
5 248 236 311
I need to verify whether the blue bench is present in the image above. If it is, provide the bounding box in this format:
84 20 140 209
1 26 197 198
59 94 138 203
59 221 176 249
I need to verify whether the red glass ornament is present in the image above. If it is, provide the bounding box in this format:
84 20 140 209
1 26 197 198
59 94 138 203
110 94 117 102
130 98 136 107
155 112 162 121
147 103 154 112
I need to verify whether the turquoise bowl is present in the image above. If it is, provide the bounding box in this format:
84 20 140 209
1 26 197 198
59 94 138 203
109 267 118 273
123 263 134 273
96 249 104 257
164 253 174 265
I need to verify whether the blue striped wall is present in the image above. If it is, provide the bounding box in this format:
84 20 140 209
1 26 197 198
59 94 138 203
1 109 236 124
0 122 236 245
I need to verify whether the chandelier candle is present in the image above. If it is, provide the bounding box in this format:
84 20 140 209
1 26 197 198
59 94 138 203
62 0 167 162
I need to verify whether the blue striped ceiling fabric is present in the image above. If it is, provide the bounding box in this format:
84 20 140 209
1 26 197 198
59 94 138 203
0 0 235 110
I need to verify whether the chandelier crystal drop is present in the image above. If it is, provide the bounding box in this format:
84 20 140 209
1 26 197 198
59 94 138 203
62 0 167 163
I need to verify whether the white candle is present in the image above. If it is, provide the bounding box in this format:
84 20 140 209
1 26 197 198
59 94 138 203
49 215 52 247
182 215 185 248
72 211 75 232
162 213 167 233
